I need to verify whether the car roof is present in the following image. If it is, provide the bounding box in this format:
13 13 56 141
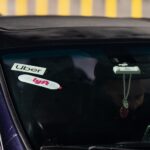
1 16 150 50
0 16 150 29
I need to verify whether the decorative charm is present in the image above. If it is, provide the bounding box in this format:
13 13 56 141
120 106 129 118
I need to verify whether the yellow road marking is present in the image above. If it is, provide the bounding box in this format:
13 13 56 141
58 0 70 16
16 0 28 15
0 0 144 18
131 0 142 18
81 0 92 16
0 0 7 15
105 0 117 17
35 0 49 15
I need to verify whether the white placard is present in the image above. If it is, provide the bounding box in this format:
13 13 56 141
11 63 46 75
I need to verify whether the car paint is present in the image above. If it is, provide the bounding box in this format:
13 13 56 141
0 86 25 150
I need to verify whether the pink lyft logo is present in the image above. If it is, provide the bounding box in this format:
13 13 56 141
33 78 49 85
18 74 61 90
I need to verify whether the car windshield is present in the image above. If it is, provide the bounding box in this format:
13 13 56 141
1 45 150 149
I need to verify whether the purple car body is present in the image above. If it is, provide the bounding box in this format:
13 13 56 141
0 88 25 150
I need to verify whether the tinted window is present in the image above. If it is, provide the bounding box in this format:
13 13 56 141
2 46 150 149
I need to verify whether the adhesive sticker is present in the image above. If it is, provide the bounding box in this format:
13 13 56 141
11 63 46 75
18 74 61 90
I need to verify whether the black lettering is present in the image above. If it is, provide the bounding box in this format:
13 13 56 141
16 65 22 69
37 69 41 72
23 66 30 71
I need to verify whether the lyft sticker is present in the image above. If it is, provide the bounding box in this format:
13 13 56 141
18 74 61 90
11 63 46 75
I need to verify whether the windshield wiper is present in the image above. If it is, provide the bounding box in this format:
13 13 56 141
40 145 133 150
40 145 87 150
41 141 150 150
88 145 133 150
116 141 150 150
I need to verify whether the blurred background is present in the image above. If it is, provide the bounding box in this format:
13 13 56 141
0 0 149 18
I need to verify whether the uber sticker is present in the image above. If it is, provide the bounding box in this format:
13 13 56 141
11 63 46 75
18 74 62 90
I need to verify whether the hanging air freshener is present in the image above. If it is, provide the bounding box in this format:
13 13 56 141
120 106 129 118
120 98 129 118
113 62 141 119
